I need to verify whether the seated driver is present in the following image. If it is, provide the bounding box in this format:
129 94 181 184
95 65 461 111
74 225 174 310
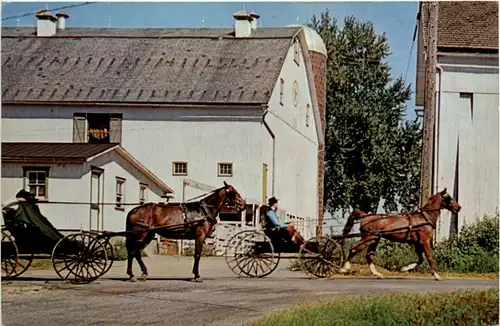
266 197 304 246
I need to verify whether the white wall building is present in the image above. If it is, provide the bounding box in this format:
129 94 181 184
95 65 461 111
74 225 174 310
1 10 327 241
1 142 173 232
415 2 499 240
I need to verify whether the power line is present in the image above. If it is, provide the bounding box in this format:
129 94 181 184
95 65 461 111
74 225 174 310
2 2 97 22
404 15 419 82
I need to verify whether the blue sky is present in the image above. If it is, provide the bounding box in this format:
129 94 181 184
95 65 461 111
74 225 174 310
2 1 420 120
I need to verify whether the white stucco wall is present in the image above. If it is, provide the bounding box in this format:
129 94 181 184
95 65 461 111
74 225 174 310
434 55 500 241
1 151 163 232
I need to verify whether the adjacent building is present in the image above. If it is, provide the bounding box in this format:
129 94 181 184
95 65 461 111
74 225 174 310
416 1 499 240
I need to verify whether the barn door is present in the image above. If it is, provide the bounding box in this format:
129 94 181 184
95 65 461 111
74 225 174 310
90 169 103 231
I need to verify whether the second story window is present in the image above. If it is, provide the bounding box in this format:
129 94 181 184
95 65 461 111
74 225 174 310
115 177 125 210
218 162 233 177
172 162 188 176
73 113 122 144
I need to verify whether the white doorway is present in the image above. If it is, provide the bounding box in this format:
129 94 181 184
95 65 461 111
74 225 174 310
90 168 104 231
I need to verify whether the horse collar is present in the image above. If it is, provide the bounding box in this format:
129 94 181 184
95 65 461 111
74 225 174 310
420 210 437 229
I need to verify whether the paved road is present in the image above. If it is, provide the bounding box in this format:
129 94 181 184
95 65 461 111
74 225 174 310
2 257 497 326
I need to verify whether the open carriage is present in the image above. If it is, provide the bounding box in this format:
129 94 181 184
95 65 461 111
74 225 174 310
224 208 345 278
1 195 114 284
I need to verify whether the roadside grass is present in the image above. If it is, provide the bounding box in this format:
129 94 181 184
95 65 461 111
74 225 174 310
249 289 499 326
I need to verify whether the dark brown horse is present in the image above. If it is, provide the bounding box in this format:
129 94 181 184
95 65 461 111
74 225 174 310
339 189 461 280
125 181 246 282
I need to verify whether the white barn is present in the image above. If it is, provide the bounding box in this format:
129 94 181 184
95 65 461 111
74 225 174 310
1 10 327 242
415 2 499 240
1 142 173 232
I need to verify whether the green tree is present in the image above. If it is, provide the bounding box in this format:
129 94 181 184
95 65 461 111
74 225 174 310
309 10 422 214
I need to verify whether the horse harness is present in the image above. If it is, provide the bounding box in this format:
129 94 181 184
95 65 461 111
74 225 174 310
360 209 438 238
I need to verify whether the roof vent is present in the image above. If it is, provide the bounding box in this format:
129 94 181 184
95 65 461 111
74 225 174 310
56 11 69 30
233 9 252 38
35 9 57 37
249 12 260 30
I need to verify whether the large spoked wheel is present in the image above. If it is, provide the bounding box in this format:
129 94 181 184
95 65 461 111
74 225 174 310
52 233 108 284
1 230 34 281
298 236 344 278
99 237 114 277
2 231 19 281
225 230 280 278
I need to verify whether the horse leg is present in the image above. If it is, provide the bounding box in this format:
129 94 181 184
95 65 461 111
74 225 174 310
126 243 137 282
340 236 377 273
192 230 206 282
400 243 425 272
136 232 155 281
422 240 441 281
365 239 384 279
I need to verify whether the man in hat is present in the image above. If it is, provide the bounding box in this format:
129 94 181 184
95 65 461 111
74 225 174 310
266 197 304 247
266 197 289 229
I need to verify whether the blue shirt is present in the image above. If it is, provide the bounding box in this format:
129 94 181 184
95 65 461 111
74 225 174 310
266 209 287 228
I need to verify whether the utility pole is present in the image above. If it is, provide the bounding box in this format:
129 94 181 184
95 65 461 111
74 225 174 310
419 2 439 207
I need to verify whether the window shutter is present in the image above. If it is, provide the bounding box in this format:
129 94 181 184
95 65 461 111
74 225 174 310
73 116 87 143
109 117 122 144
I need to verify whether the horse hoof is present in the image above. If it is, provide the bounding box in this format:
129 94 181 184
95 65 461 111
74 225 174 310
433 273 442 281
128 277 138 282
140 274 147 282
192 277 203 283
339 268 349 274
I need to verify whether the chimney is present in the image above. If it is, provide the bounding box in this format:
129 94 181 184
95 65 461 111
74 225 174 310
233 9 252 38
35 10 57 37
249 12 260 30
56 11 69 30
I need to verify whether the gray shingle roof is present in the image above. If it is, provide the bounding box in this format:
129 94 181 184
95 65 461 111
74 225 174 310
2 27 300 104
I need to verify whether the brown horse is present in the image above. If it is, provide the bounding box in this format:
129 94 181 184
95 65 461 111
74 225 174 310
125 181 246 282
339 189 461 280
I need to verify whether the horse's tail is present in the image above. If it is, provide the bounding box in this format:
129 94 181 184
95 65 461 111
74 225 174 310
339 209 367 245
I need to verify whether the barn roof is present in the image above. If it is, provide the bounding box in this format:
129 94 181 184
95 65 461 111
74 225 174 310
1 26 300 105
420 1 499 51
2 142 118 163
1 142 175 193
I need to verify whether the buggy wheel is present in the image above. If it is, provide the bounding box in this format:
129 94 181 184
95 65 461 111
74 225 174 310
99 238 114 277
52 233 108 284
225 230 279 278
1 231 19 280
298 236 344 278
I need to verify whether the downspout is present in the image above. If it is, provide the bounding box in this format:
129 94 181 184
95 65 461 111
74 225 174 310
434 64 443 193
432 64 443 245
262 107 275 196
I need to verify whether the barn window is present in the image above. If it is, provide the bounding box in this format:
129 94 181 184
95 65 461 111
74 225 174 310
460 92 474 121
172 162 188 176
306 103 310 127
23 167 49 200
73 113 122 144
294 39 300 65
139 183 147 205
279 78 284 105
218 162 233 177
115 177 125 210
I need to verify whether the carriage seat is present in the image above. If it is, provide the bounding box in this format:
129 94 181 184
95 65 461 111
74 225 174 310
259 209 295 252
